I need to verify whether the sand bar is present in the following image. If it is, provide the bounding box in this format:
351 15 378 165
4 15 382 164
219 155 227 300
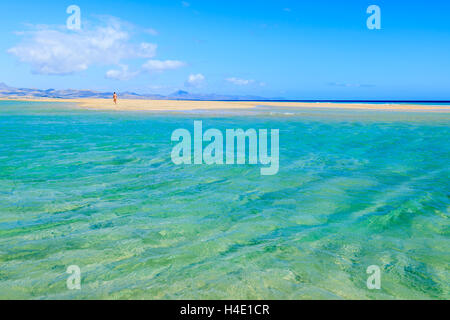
1 97 449 112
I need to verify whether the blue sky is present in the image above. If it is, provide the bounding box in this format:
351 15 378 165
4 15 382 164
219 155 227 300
0 0 449 99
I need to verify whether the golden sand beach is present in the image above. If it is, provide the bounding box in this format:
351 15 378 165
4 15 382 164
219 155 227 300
1 97 449 112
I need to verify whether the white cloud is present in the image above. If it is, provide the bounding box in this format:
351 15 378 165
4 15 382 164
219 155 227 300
8 18 157 75
142 59 186 73
182 1 191 7
105 65 139 80
138 43 157 58
328 82 375 88
144 28 159 36
226 77 255 86
185 73 205 87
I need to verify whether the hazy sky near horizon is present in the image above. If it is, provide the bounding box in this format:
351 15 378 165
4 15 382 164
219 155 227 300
0 0 449 99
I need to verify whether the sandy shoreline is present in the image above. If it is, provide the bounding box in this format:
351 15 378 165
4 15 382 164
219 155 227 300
1 97 449 112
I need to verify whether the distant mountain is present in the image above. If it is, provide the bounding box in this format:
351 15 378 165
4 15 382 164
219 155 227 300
0 83 278 101
0 82 11 90
170 90 190 98
0 85 114 99
166 90 270 101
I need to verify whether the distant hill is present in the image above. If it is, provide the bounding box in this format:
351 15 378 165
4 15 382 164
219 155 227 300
0 82 11 90
0 83 278 101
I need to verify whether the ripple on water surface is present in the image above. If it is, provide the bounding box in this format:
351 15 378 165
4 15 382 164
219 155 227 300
0 101 449 299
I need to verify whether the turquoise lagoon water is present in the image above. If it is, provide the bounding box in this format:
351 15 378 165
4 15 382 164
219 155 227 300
0 100 448 299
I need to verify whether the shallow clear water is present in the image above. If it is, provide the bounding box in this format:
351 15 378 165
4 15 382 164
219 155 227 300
0 101 449 299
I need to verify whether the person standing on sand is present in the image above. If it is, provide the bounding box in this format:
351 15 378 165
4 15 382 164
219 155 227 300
113 92 117 105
